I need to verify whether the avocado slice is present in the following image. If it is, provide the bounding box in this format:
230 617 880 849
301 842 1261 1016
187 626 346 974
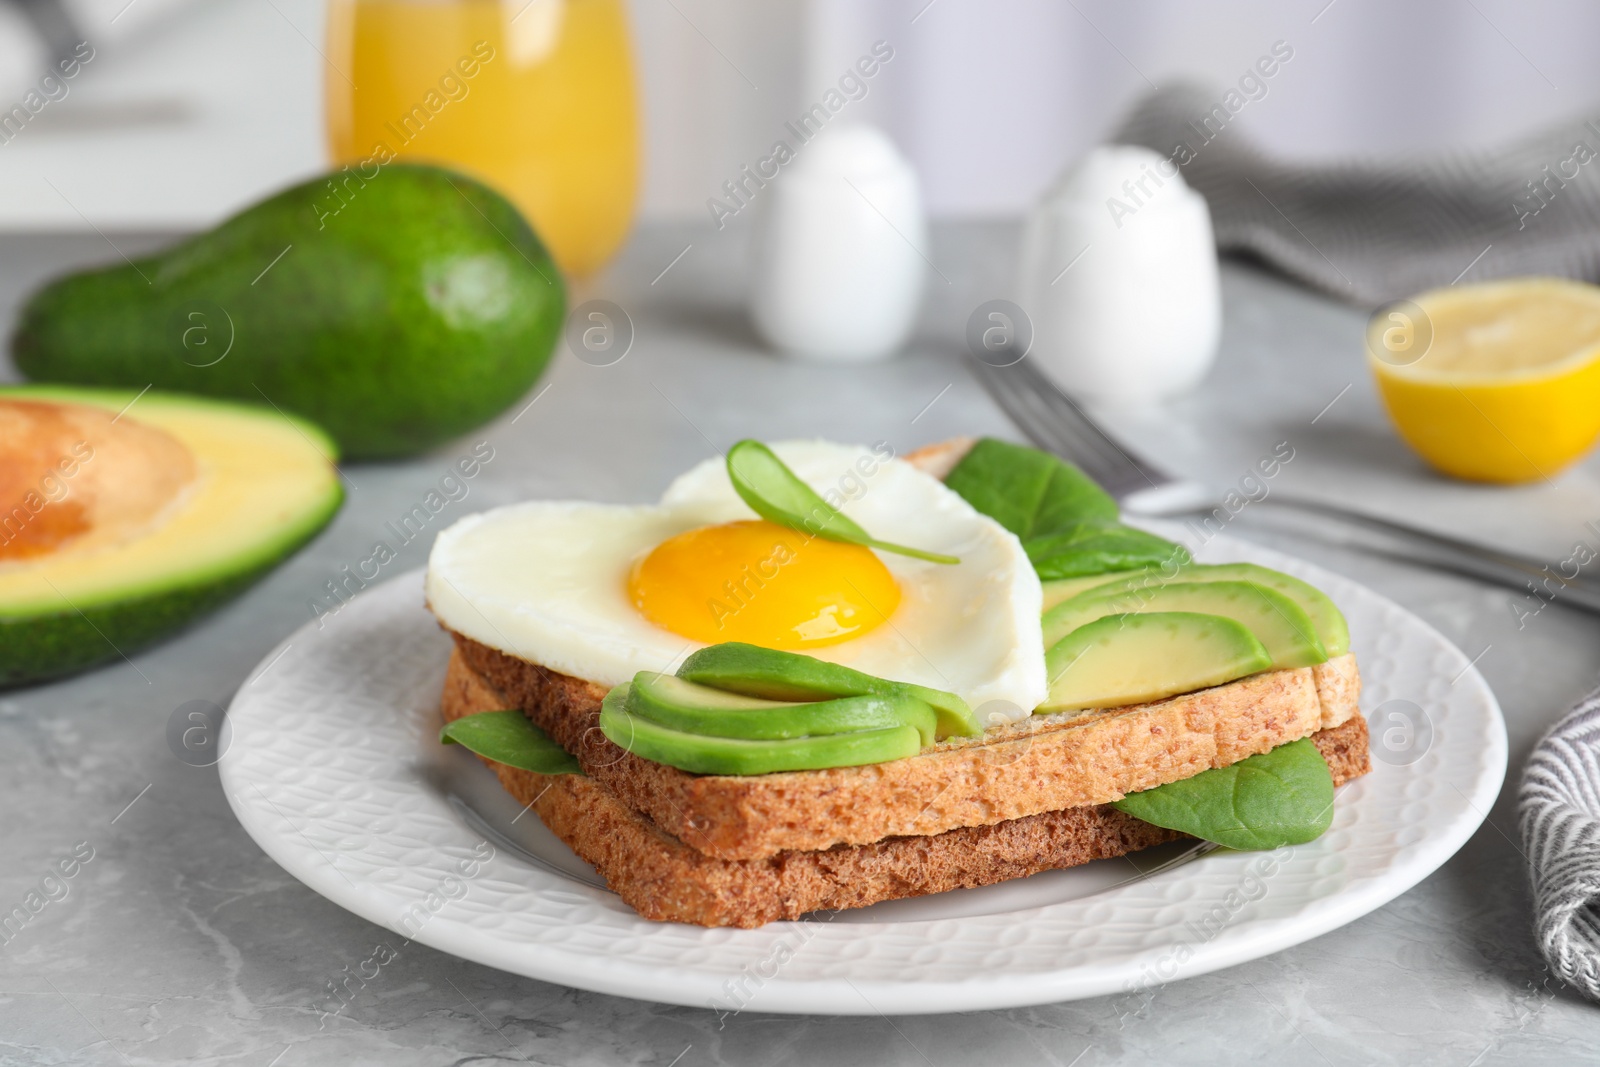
1056 562 1349 657
1040 570 1155 612
629 672 937 745
1043 579 1326 669
11 164 564 460
599 685 925 775
1041 612 1273 712
0 385 342 686
675 642 981 738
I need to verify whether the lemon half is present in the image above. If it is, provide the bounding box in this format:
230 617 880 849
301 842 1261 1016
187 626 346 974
1367 277 1600 483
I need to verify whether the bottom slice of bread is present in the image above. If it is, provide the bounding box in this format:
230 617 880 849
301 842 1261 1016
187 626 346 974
443 650 1372 928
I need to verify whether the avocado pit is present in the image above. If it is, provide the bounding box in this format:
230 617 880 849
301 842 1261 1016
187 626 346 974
0 398 197 562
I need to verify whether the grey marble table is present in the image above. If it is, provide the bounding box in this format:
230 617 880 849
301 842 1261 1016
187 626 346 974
3 222 1599 1066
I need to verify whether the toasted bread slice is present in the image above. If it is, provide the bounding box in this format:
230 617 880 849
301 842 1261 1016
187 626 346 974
443 651 1371 927
451 634 1360 861
436 434 1362 863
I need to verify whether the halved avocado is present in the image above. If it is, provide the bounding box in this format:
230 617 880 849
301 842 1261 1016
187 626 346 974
0 385 342 686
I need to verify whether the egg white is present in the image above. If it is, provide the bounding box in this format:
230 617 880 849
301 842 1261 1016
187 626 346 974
426 441 1047 721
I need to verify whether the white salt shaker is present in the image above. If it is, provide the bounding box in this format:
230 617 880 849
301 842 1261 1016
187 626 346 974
748 126 927 361
1017 144 1221 401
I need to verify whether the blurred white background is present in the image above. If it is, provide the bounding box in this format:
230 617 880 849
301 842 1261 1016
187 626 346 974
3 0 1600 229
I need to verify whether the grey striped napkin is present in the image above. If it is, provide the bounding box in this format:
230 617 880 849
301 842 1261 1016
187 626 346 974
1114 83 1600 305
1520 687 1600 1001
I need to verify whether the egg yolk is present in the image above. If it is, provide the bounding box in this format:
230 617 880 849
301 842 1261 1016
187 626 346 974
628 520 900 648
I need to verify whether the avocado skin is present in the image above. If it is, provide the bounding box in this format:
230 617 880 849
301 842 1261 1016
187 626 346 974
10 164 565 460
0 484 342 688
2 565 265 687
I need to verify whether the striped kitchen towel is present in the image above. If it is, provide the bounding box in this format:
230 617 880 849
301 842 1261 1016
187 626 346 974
1520 685 1600 1002
1115 83 1600 306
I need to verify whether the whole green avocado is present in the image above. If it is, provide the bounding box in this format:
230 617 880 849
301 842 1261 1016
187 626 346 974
10 164 565 460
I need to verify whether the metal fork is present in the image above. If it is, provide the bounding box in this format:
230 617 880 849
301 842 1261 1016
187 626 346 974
969 355 1600 615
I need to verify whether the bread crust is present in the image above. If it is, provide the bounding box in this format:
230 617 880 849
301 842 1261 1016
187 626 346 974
451 632 1361 861
443 650 1371 927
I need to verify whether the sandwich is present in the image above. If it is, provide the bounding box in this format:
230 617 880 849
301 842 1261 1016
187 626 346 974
426 436 1369 927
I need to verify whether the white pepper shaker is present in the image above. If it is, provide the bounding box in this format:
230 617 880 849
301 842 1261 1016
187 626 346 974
1017 144 1221 401
748 125 927 361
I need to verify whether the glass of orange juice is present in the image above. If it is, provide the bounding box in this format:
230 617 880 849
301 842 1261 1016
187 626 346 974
325 0 640 277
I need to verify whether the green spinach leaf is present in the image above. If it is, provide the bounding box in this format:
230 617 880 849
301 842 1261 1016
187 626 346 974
727 440 958 564
944 438 1187 579
1111 737 1334 850
440 711 582 775
943 437 1117 535
1026 520 1189 579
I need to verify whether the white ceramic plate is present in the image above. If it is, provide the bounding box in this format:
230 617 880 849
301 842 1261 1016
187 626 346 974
220 529 1506 1015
